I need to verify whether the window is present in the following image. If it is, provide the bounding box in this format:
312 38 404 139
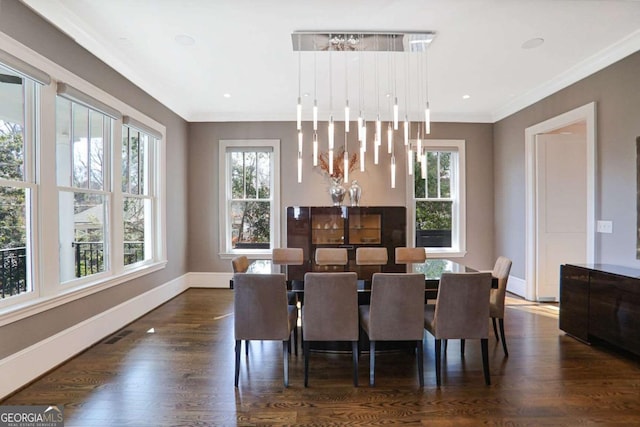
122 124 157 266
408 139 466 257
219 140 280 255
56 97 112 282
0 64 36 301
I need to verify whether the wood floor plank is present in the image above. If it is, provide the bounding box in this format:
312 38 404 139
3 288 640 426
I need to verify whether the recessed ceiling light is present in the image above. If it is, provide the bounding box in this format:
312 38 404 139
521 37 544 49
462 94 471 100
175 34 195 46
223 93 231 98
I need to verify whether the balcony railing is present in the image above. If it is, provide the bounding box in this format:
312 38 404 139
0 247 27 299
0 243 146 298
74 241 145 278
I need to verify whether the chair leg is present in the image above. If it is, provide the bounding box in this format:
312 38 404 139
282 341 289 387
352 341 359 387
369 340 376 386
293 325 298 356
499 318 509 357
303 341 310 387
245 340 249 356
444 339 448 352
435 339 442 387
461 339 466 356
417 340 424 387
481 338 491 385
234 340 241 387
492 317 499 341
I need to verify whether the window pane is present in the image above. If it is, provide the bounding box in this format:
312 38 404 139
230 200 270 249
72 104 89 188
124 197 146 265
243 152 257 199
426 152 438 198
414 160 425 198
439 152 452 198
139 133 147 195
231 152 243 199
0 186 29 299
121 126 129 192
415 200 452 248
56 96 72 186
257 151 271 199
89 110 104 190
130 130 140 194
0 67 25 181
59 191 107 281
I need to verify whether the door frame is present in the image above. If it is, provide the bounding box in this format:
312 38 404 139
524 102 596 301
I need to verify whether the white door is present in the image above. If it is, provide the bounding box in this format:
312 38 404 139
535 133 587 301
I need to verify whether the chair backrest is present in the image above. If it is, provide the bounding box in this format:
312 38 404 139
231 255 249 273
368 273 425 341
356 247 388 265
433 272 492 339
395 247 426 264
315 248 348 265
272 248 304 265
233 273 289 341
303 272 358 341
491 256 513 316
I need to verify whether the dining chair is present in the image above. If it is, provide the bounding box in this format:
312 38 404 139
231 255 249 273
424 272 492 386
233 273 297 387
315 247 348 266
356 247 388 280
395 247 426 266
490 256 513 356
302 272 359 387
359 273 425 386
272 247 304 354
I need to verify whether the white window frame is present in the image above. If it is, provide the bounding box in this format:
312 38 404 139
218 139 280 258
121 124 158 268
0 32 167 324
0 71 39 310
406 139 466 258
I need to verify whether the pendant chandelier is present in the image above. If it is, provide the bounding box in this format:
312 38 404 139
292 31 436 187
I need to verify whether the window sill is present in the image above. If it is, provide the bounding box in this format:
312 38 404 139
0 260 167 327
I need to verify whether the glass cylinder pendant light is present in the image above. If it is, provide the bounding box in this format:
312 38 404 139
390 154 396 188
313 131 318 166
343 133 349 184
404 116 409 146
407 146 414 176
421 151 427 179
387 123 393 154
328 116 335 150
297 130 303 183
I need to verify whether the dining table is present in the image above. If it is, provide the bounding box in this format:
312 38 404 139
232 258 497 353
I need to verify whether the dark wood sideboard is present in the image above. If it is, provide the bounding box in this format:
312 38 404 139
560 264 640 356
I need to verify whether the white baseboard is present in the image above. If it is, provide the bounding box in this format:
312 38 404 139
507 275 527 299
186 272 233 289
0 275 189 400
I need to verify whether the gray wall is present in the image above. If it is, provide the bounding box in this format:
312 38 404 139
188 121 495 273
0 0 189 358
494 50 640 278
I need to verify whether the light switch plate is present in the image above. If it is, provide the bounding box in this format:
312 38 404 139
597 220 613 233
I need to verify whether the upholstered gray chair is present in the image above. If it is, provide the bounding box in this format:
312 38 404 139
231 255 249 273
424 272 492 386
302 272 359 387
315 247 348 266
490 256 513 356
356 247 388 266
359 273 425 386
394 247 426 266
233 273 297 387
356 247 388 280
272 247 304 354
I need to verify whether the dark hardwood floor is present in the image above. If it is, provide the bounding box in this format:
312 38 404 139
3 289 640 426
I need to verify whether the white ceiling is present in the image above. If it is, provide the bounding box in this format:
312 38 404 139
20 0 640 123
